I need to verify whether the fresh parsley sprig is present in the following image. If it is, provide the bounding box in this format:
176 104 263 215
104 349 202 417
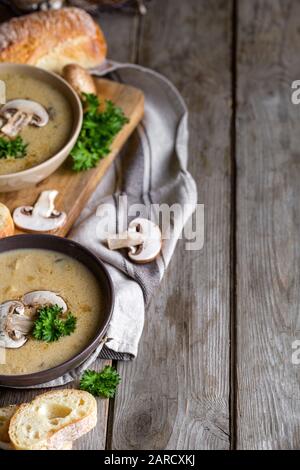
32 304 77 343
71 93 129 172
0 136 27 159
80 366 121 398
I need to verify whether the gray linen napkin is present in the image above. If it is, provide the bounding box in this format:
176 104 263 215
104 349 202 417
5 62 197 388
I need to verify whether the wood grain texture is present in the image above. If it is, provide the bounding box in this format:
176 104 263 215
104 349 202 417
110 0 232 450
236 0 300 449
0 78 144 236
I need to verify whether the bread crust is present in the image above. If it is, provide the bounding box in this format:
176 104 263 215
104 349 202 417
0 203 14 238
0 7 107 73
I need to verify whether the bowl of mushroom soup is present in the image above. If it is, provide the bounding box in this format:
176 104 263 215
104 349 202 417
0 64 82 192
0 234 114 387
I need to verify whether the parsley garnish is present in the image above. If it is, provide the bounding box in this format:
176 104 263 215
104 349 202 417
80 366 121 398
0 136 27 159
70 93 129 172
32 304 77 343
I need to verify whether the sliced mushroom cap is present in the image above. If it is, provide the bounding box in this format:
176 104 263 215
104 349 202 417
0 300 32 349
13 190 67 233
22 291 67 315
0 99 49 137
128 218 162 264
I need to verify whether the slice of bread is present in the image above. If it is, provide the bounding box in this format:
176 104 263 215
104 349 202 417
0 203 14 239
0 404 73 450
0 405 18 450
9 390 97 450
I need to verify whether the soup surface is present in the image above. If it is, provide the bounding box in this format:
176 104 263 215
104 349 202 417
0 249 103 375
0 73 72 175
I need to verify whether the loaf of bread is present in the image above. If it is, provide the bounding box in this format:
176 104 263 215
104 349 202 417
0 203 14 238
0 7 107 73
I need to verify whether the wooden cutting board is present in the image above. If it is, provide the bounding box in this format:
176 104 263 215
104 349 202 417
0 78 144 236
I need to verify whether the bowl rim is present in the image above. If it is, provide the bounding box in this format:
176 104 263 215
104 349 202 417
0 63 83 180
0 234 115 386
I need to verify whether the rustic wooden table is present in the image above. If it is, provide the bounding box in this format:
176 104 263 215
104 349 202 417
1 0 300 450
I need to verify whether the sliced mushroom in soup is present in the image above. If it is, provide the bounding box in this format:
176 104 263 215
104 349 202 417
0 73 72 175
0 249 103 375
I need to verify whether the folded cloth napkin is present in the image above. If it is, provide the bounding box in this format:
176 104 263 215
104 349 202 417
6 61 197 388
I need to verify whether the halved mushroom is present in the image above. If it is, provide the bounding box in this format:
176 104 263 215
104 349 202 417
13 190 67 233
107 217 162 264
22 291 67 316
0 301 33 349
0 99 49 137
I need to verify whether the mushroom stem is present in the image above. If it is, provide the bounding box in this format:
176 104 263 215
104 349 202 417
33 190 58 218
107 230 145 250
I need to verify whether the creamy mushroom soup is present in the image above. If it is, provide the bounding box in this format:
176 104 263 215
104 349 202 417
0 249 103 375
0 73 72 175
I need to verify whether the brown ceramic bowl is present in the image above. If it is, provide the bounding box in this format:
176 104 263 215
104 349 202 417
0 235 114 388
0 63 83 192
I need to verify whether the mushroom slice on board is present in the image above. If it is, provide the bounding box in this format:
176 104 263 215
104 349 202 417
0 99 49 137
22 291 67 316
13 190 66 233
107 217 162 264
0 301 33 349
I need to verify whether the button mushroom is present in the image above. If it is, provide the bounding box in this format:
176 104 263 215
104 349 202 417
22 291 67 316
0 99 49 137
0 301 33 349
62 64 97 97
107 217 162 264
13 190 67 233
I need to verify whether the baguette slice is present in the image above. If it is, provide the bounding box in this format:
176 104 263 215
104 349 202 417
0 405 72 450
0 7 107 73
0 203 14 239
0 405 17 450
9 390 97 450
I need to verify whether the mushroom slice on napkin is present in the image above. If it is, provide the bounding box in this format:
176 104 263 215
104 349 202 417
107 217 162 264
13 190 66 233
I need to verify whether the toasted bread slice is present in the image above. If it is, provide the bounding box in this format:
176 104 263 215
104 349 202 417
9 390 97 450
0 203 14 239
0 404 73 450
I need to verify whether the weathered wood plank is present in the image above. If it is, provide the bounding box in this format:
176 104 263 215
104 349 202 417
236 0 300 449
0 9 139 451
110 0 232 450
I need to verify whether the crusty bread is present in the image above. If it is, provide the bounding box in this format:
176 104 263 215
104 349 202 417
9 389 97 450
0 405 17 450
0 7 107 73
0 404 73 450
0 203 14 238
